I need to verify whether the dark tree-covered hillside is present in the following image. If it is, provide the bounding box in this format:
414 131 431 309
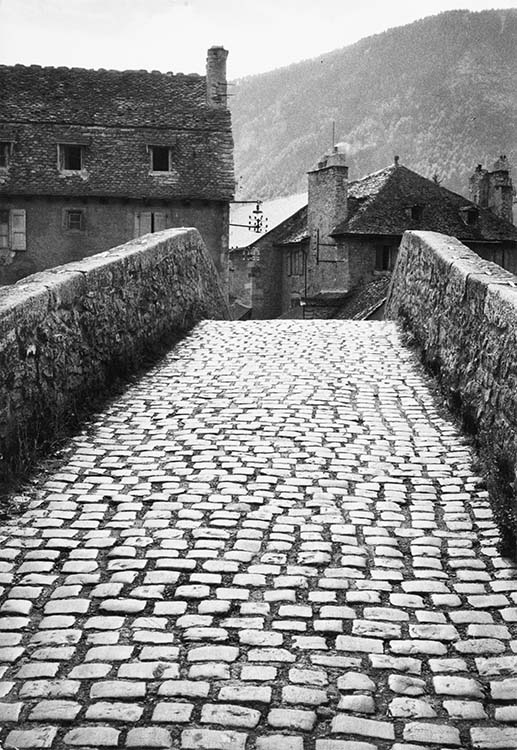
231 9 517 199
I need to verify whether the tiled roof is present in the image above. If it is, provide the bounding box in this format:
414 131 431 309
334 276 390 319
279 277 389 320
0 65 207 126
274 206 308 245
230 205 308 255
0 64 234 201
333 165 517 242
272 164 517 245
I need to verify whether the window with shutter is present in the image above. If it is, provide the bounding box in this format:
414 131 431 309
153 213 167 232
64 209 85 231
134 211 167 237
10 209 26 251
0 210 9 249
140 212 153 235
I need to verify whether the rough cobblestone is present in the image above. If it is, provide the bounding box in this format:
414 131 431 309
0 319 516 749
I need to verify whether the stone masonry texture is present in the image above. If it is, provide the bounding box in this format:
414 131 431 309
0 228 228 465
0 65 234 201
386 230 517 549
1 319 516 748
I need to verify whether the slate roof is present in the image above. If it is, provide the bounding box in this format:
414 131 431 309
334 276 390 319
230 205 308 256
274 205 308 245
278 277 389 321
274 164 517 245
0 65 207 127
278 211 309 245
333 165 517 242
0 64 234 201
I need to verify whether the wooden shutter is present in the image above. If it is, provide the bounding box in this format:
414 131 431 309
0 210 8 249
153 212 167 232
10 209 26 251
140 212 152 235
135 212 152 237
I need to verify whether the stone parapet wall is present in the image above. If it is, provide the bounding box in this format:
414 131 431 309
386 230 517 550
0 227 229 469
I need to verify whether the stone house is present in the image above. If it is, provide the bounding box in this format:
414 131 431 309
228 193 307 317
0 48 234 288
230 149 517 319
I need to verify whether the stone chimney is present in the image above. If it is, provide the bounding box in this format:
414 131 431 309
308 145 349 248
470 156 514 225
206 46 228 108
469 164 489 207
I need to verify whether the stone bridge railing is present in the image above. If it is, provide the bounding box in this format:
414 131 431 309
387 230 517 554
0 228 228 481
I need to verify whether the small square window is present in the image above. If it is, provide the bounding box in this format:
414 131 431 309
64 209 85 231
59 144 83 171
150 146 171 172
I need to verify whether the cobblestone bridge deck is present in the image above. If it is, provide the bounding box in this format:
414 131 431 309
1 320 516 750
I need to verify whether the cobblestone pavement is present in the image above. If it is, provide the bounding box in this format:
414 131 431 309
1 320 517 750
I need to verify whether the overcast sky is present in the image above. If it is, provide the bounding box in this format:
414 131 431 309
1 0 515 78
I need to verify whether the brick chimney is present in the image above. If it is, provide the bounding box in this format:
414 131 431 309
206 46 228 108
470 156 514 225
308 145 349 250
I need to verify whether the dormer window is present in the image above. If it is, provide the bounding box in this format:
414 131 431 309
59 144 83 172
150 145 172 172
408 205 423 222
460 206 479 226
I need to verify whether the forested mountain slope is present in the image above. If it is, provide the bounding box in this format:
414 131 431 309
231 9 517 199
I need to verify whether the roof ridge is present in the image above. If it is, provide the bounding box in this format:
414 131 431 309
0 63 202 78
349 164 397 186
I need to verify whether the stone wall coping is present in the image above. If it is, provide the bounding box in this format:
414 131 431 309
386 229 517 551
0 227 229 472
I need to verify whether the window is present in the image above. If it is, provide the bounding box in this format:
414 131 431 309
375 246 392 272
0 209 26 251
288 248 303 276
0 210 8 248
150 146 171 172
405 204 423 223
59 144 83 171
460 207 479 226
410 205 423 222
64 209 85 231
134 211 167 237
0 142 11 169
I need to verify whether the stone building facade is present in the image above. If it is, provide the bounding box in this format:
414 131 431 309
230 149 517 319
0 48 234 287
